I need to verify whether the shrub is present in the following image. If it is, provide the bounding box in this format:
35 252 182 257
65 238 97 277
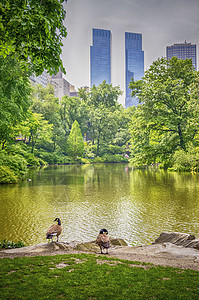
24 153 41 166
80 158 90 164
0 166 18 184
0 153 27 178
102 154 129 163
37 151 73 165
0 239 26 249
170 150 191 172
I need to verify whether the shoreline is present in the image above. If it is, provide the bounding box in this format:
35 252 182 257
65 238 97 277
1 233 199 271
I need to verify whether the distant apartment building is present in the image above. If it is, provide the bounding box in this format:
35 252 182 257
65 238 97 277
50 70 70 100
30 69 72 100
90 28 112 87
166 41 197 70
125 32 144 108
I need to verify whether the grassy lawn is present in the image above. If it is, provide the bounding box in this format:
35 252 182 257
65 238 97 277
0 253 199 299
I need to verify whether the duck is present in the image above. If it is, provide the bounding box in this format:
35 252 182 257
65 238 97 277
96 228 110 254
46 218 62 242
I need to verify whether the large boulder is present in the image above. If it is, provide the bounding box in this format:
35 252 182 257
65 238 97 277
154 232 199 250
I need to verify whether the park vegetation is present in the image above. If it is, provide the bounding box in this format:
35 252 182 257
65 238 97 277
129 57 199 172
0 62 132 183
1 2 199 184
1 56 199 183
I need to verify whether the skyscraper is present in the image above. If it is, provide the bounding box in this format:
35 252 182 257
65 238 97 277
90 28 112 87
166 41 197 70
125 32 144 108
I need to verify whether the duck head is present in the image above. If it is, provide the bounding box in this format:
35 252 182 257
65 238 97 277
54 218 61 226
99 228 108 235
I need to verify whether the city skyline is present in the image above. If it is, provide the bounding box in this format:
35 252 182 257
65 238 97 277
62 0 199 105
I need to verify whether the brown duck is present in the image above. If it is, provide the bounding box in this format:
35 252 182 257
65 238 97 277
46 218 62 242
96 229 110 254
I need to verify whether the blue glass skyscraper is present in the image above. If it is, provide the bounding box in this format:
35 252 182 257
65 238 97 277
125 32 144 108
90 28 112 87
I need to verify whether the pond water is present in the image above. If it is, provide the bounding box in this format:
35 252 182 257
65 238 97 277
0 164 199 246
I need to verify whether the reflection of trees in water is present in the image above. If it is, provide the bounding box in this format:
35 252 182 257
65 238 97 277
1 164 199 246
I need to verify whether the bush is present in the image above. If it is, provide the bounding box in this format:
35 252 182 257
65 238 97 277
0 153 27 178
24 153 41 166
80 158 91 164
37 151 73 165
0 239 26 249
93 156 104 163
0 166 18 184
102 154 129 163
5 144 45 166
170 150 191 172
101 144 125 155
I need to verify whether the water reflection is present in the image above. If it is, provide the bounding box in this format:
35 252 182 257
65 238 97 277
0 164 199 246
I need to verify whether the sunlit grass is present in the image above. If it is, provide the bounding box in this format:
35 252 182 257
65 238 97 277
0 253 199 299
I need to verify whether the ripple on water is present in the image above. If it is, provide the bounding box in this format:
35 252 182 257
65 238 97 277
1 165 199 246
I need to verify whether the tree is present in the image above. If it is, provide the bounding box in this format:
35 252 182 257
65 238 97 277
79 81 123 155
67 120 84 159
0 56 31 148
59 95 83 136
0 0 67 75
129 57 198 167
31 84 66 151
17 111 53 153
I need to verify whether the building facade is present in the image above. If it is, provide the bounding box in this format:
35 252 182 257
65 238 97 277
166 41 197 70
90 28 112 87
29 70 49 87
50 71 71 100
125 32 144 108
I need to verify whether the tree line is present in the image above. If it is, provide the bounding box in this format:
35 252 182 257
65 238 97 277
1 1 199 184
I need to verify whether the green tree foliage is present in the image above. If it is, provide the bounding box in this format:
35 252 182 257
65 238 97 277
129 57 199 168
31 84 64 151
0 0 67 75
79 81 123 155
67 120 84 159
60 95 83 135
0 56 31 147
16 111 53 153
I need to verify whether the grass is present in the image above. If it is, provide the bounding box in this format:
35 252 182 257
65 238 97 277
0 253 199 299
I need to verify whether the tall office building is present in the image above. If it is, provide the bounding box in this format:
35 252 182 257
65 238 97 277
90 28 112 87
125 32 144 108
166 41 197 70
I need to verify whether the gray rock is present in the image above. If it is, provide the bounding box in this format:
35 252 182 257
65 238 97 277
154 232 199 250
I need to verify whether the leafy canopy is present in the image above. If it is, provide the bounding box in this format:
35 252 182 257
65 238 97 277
68 120 84 158
0 56 31 145
0 0 67 75
129 57 199 166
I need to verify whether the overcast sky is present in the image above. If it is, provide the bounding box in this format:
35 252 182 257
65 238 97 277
62 0 199 105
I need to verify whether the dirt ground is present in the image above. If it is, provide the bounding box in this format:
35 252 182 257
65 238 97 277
1 241 199 271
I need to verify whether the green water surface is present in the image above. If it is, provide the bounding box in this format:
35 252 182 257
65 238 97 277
0 164 199 246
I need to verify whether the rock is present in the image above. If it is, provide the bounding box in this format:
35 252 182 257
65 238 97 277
154 232 199 250
110 238 128 246
0 242 70 254
74 242 99 252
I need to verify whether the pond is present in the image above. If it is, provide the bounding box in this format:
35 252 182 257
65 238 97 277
0 164 199 246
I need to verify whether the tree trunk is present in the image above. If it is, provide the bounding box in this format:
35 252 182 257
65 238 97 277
2 140 6 150
178 124 185 150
